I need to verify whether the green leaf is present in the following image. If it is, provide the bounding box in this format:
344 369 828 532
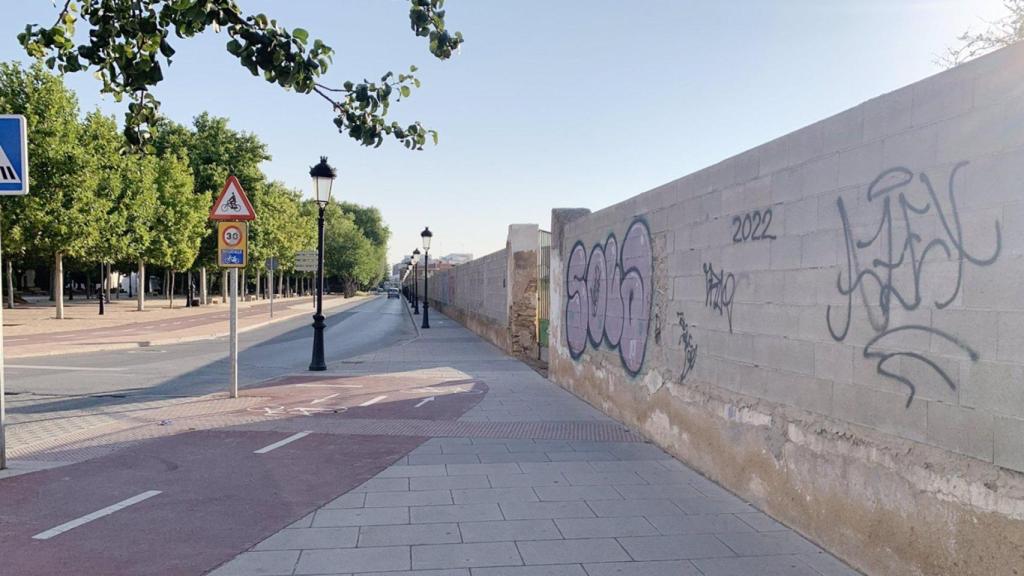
292 28 309 43
399 85 410 98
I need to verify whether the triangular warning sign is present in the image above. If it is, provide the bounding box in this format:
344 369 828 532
210 175 255 221
0 144 21 184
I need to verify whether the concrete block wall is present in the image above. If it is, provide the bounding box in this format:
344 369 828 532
548 43 1024 576
426 224 542 359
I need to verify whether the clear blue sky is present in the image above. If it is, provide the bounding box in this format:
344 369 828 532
0 1 1008 266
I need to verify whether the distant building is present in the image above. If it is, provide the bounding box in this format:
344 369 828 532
440 253 473 266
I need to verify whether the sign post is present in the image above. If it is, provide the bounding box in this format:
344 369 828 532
295 250 316 306
0 114 29 470
211 176 255 399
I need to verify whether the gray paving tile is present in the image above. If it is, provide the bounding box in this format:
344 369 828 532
671 497 754 515
472 565 586 576
554 517 657 539
411 475 490 491
533 486 622 501
798 551 862 576
378 465 448 478
478 452 552 464
607 444 673 460
288 513 315 529
358 523 461 547
586 499 682 518
353 478 411 492
499 501 595 520
411 542 522 569
736 512 789 532
716 531 821 556
613 484 702 500
518 462 596 475
517 538 629 564
582 560 702 576
690 480 741 501
587 460 670 474
295 546 410 574
546 451 619 462
447 463 523 476
425 437 473 447
313 507 409 527
459 519 561 542
360 570 466 576
255 527 359 550
411 503 503 524
325 492 367 509
636 469 703 485
441 444 511 455
693 555 821 576
562 472 646 486
365 490 454 508
487 473 569 488
646 514 753 535
409 454 483 465
453 487 539 504
207 550 300 576
617 534 736 561
504 441 573 453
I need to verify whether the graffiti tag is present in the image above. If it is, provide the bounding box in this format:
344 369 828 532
826 162 1001 407
677 312 698 382
703 262 736 333
565 219 653 375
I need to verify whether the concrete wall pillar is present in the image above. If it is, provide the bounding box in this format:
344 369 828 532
505 224 541 359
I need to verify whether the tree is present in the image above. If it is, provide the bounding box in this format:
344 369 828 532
146 153 206 307
0 62 100 318
321 202 381 296
20 0 463 150
941 1 1024 66
249 181 305 289
339 201 390 288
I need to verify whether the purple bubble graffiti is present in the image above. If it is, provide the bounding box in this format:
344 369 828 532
564 220 652 376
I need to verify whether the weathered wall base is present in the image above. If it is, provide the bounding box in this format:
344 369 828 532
550 355 1024 576
431 299 509 352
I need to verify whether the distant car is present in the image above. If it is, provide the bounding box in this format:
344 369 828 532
387 288 400 299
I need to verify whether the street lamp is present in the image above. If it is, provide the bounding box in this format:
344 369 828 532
411 249 421 315
420 227 432 329
308 156 336 372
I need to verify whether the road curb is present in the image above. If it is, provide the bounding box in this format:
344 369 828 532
6 296 376 359
402 295 421 338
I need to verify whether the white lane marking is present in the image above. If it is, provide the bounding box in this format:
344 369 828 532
310 393 340 405
414 397 435 408
7 364 127 372
359 395 387 407
295 384 363 389
254 431 312 454
32 490 162 540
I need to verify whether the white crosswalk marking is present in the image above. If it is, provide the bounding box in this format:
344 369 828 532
0 145 20 183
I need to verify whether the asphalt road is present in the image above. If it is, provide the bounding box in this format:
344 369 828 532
4 295 415 425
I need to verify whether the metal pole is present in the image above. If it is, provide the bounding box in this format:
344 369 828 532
309 204 327 371
229 267 238 398
0 232 7 469
413 263 420 315
98 263 105 315
422 251 430 329
268 266 274 318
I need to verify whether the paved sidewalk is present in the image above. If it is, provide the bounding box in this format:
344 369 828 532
3 294 364 358
211 311 859 576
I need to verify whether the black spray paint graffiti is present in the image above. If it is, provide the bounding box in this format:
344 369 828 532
826 162 1002 407
732 208 777 243
703 262 736 333
565 220 653 376
677 312 698 382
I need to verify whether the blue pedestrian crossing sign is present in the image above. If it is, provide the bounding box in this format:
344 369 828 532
0 115 28 196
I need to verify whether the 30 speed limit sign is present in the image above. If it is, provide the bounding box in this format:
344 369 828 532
217 221 247 267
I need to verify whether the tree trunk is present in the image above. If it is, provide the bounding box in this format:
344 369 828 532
163 269 169 299
5 258 14 309
255 270 261 300
138 260 145 311
169 271 176 309
200 266 208 305
54 252 64 319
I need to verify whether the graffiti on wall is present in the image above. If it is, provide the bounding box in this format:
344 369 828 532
703 262 736 333
565 219 653 376
677 312 698 382
732 208 777 243
826 162 1002 407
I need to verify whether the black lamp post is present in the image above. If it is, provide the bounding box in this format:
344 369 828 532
308 156 336 372
411 249 421 315
420 227 432 329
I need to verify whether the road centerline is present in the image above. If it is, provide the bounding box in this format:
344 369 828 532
32 490 163 541
253 431 312 454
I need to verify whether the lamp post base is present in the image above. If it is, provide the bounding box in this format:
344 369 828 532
309 313 327 371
